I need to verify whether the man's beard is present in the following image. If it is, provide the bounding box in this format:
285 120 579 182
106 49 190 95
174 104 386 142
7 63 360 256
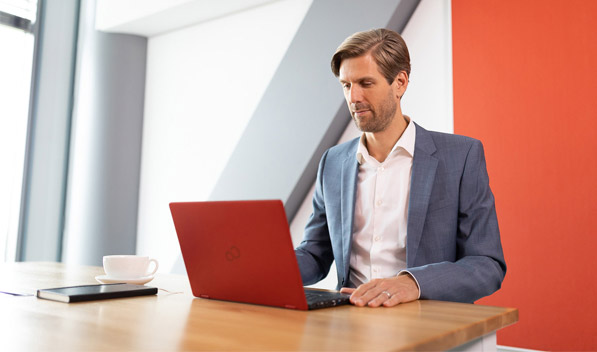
351 90 397 133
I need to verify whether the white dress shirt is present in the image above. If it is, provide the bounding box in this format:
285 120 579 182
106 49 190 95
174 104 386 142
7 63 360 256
349 118 417 288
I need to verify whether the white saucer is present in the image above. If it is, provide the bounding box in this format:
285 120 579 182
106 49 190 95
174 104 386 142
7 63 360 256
95 274 155 285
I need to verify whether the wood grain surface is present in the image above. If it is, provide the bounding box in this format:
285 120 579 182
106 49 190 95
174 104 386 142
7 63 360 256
0 262 517 351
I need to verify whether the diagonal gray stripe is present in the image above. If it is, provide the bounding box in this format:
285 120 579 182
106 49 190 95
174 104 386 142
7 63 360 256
209 0 420 221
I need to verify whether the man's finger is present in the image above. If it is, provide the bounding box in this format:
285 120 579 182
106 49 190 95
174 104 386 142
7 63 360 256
351 285 388 306
340 287 355 294
382 292 402 307
367 291 393 308
345 283 367 305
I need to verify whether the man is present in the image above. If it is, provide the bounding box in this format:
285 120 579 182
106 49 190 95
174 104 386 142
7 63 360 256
295 28 506 307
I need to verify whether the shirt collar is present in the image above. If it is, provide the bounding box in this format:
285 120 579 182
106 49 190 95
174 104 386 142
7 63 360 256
356 116 416 165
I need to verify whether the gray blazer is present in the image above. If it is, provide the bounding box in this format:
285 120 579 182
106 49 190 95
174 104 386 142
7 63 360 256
295 122 506 303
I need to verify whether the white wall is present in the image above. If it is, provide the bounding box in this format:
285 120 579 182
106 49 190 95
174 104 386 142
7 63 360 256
290 0 454 289
401 0 453 134
136 0 312 272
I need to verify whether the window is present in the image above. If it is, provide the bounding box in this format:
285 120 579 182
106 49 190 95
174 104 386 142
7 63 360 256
0 0 38 262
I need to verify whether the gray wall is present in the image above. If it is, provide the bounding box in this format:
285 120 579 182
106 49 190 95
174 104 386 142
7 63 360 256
18 0 79 261
209 0 420 221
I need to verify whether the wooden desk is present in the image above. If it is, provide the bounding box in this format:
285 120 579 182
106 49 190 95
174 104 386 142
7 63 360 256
0 262 517 351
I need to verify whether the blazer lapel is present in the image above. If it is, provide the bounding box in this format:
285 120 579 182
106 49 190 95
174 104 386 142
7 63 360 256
407 123 438 267
340 144 359 285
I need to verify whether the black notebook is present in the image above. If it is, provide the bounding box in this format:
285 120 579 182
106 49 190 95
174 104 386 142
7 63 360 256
37 283 158 303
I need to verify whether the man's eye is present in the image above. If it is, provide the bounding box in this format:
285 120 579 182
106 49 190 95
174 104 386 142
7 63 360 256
342 83 350 89
362 82 372 87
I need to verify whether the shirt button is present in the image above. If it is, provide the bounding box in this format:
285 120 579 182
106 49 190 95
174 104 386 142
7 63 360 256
376 200 383 207
374 235 381 242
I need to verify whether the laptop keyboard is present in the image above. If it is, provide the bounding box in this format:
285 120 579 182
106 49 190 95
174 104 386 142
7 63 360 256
304 289 351 309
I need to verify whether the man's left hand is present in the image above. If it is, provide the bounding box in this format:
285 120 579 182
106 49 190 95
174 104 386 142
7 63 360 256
340 274 419 307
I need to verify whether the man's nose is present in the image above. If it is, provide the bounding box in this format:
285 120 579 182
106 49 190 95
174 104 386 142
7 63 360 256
348 85 363 104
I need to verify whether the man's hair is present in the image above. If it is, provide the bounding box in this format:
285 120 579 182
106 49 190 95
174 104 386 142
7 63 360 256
331 28 411 85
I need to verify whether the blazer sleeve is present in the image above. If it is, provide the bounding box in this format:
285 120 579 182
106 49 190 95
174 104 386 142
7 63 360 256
407 140 506 303
294 150 335 285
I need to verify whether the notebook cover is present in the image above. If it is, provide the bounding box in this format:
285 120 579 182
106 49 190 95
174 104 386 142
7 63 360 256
37 283 157 303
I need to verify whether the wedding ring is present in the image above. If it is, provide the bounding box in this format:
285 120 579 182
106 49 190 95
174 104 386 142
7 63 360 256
382 291 392 299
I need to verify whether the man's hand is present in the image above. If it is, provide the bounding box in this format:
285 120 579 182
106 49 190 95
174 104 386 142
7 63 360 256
340 274 419 307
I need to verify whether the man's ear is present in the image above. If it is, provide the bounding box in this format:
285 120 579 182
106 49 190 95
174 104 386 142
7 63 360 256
393 71 409 99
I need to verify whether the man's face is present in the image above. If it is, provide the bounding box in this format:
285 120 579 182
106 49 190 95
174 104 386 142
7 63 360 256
338 54 398 133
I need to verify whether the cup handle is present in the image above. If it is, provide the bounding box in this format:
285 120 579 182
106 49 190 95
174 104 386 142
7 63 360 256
146 258 159 277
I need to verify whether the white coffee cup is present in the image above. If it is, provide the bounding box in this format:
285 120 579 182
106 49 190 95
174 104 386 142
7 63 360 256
103 255 159 279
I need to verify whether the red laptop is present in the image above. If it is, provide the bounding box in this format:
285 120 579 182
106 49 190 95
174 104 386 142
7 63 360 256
169 200 350 310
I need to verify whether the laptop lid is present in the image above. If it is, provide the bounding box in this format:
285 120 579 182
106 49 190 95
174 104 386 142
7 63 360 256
170 200 310 310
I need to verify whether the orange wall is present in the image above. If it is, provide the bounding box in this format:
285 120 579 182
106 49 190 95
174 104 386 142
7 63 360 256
452 0 597 350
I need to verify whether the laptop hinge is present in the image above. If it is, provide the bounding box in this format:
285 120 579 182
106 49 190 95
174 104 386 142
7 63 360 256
200 294 210 298
284 305 297 309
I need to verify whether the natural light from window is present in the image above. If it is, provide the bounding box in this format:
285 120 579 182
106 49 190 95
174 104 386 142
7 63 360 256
0 0 37 262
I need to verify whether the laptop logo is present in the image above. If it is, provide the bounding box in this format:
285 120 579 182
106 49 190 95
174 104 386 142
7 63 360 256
226 246 241 261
